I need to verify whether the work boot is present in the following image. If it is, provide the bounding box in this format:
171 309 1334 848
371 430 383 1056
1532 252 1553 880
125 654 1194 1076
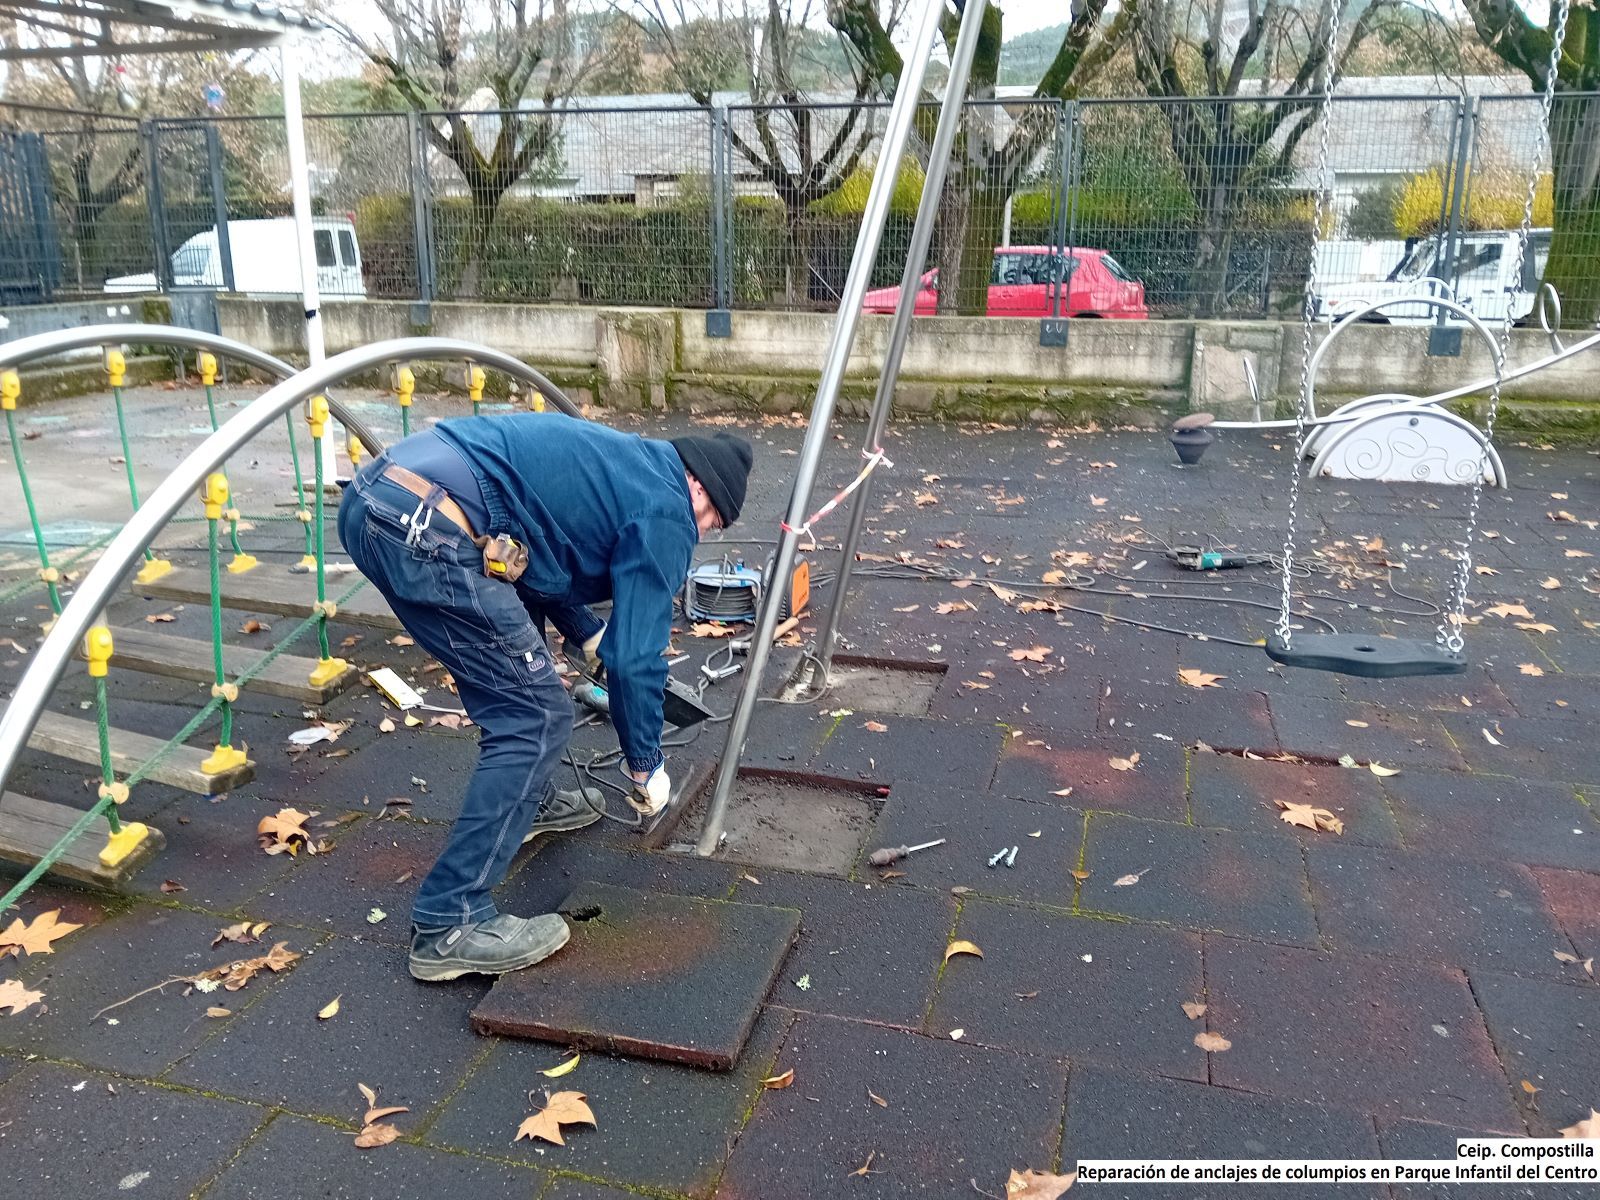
522 784 604 845
408 913 569 982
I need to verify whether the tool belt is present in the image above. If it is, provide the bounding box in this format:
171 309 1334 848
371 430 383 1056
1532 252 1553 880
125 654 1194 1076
381 463 528 583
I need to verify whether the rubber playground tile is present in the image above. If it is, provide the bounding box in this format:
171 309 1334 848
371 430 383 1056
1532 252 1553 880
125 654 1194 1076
471 882 799 1070
1099 680 1279 752
1079 813 1320 945
1268 695 1464 771
990 734 1187 822
170 937 489 1116
544 1181 655 1200
1530 867 1600 962
928 657 1105 730
1515 631 1600 676
717 1012 1067 1200
870 787 1085 908
0 1053 20 1088
809 713 1004 791
429 1007 793 1196
1060 1065 1386 1200
1439 713 1600 785
124 792 308 911
502 835 742 917
203 1112 544 1200
928 897 1207 1080
1486 665 1600 722
0 907 312 1077
1379 1118 1597 1200
1343 665 1517 716
0 1062 266 1200
300 725 482 822
1305 845 1571 975
1379 771 1600 870
724 870 952 1026
244 813 447 943
1188 752 1401 847
1470 972 1600 1136
0 880 123 943
1205 936 1520 1130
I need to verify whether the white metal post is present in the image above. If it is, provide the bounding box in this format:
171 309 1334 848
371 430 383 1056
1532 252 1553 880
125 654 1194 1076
280 40 337 477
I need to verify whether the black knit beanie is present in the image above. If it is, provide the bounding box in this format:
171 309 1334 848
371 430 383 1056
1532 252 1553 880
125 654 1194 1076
670 433 754 526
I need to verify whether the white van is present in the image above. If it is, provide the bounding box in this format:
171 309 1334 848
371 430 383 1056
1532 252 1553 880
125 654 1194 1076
1314 228 1552 325
103 216 366 298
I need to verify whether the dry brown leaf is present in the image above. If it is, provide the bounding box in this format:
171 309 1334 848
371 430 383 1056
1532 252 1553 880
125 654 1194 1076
1053 551 1094 567
145 612 176 624
690 621 736 639
0 909 83 957
1041 569 1069 585
934 601 975 615
913 491 939 508
206 941 302 992
159 879 186 893
1549 510 1577 523
863 720 888 733
1194 1031 1232 1052
1108 752 1140 772
1517 622 1559 634
542 1053 581 1079
240 619 268 634
1275 800 1344 835
428 713 471 730
358 1083 378 1108
944 940 983 963
850 1150 881 1178
1475 565 1500 576
256 808 313 856
353 1122 401 1149
1181 1001 1207 1020
1559 1109 1600 1139
1484 603 1534 620
962 680 992 691
1565 549 1593 559
761 1068 795 1090
363 1105 409 1124
868 1088 888 1108
1007 1167 1078 1198
0 978 44 1015
1519 663 1546 677
1541 577 1563 590
1368 763 1400 778
1069 868 1091 882
388 634 414 647
1113 868 1149 886
211 921 269 949
1362 536 1385 553
1009 645 1052 663
987 582 1019 604
1089 496 1108 507
378 717 396 733
318 994 342 1020
1017 600 1062 614
1177 668 1224 689
893 605 920 613
1554 950 1580 964
935 538 965 549
515 1091 597 1146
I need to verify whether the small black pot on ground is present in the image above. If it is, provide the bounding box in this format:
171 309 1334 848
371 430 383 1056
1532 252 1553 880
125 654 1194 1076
1169 412 1216 466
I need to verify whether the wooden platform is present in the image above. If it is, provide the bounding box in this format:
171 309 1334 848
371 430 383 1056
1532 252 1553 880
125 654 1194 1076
28 710 254 795
133 564 400 632
79 625 357 704
0 792 165 887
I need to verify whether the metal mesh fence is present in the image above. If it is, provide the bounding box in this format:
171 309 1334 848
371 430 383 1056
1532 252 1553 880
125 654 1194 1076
5 93 1599 323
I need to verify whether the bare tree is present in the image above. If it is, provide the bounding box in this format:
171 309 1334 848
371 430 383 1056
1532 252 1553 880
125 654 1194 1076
329 0 611 297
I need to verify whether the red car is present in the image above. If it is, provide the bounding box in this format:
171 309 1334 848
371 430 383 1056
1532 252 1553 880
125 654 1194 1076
862 246 1147 319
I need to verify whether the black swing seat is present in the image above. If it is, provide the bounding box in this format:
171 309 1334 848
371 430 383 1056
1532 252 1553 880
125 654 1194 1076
1265 633 1467 679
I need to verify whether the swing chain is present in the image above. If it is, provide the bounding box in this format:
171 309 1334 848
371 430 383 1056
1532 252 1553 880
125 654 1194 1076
1277 0 1344 648
1437 0 1569 653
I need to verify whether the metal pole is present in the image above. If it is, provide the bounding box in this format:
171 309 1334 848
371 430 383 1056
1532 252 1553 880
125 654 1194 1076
695 0 948 857
1438 98 1476 308
204 122 236 292
143 120 173 292
812 0 991 678
707 105 732 334
407 111 435 308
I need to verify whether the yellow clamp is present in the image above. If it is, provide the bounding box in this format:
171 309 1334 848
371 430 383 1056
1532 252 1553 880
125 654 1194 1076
313 600 338 620
104 347 126 387
85 626 113 677
530 391 546 413
99 821 152 868
466 364 486 403
210 682 240 703
309 657 349 689
393 365 415 407
38 566 59 584
224 507 241 524
198 352 218 386
200 743 248 774
348 435 365 467
1 369 19 411
98 780 130 806
297 508 313 525
307 394 329 439
201 472 229 520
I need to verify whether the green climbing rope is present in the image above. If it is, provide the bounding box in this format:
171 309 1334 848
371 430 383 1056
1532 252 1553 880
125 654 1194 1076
3 405 62 615
312 426 332 661
284 412 314 562
202 381 249 561
111 384 155 565
207 509 234 750
0 529 118 608
92 675 122 836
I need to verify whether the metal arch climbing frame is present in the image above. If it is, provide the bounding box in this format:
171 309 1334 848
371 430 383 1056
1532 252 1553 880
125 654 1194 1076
0 336 584 898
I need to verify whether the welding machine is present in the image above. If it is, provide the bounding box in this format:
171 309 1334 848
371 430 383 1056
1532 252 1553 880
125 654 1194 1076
683 555 809 623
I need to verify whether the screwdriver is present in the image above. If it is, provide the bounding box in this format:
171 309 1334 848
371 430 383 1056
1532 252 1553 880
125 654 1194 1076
867 838 946 867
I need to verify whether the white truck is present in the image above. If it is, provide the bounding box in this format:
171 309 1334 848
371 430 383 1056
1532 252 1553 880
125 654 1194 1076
1314 228 1552 325
103 216 366 298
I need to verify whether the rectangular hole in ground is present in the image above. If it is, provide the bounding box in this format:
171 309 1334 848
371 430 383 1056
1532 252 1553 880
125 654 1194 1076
675 771 883 877
786 656 946 716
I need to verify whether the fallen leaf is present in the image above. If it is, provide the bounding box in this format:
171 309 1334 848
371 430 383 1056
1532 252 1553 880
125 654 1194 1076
761 1068 795 1090
358 1083 378 1108
893 605 920 613
388 634 414 647
1108 752 1140 772
1541 577 1563 590
0 909 83 957
1113 868 1150 886
949 1028 964 1040
962 680 992 691
1549 510 1577 523
404 714 422 727
353 1122 401 1149
1017 599 1061 614
944 940 984 963
1009 646 1052 663
935 538 965 549
1560 1109 1600 1139
211 921 269 949
1517 622 1559 634
1475 565 1500 576
867 1088 888 1108
204 1006 231 1018
363 1106 409 1124
1041 569 1069 585
1565 549 1593 559
1362 536 1385 552
1484 603 1534 620
1194 1031 1232 1052
851 1150 881 1178
205 941 303 992
239 619 268 634
1519 663 1546 677
1483 727 1503 746
1276 800 1345 835
1090 495 1108 507
1177 668 1224 689
863 720 888 733
1182 1001 1207 1020
159 879 186 893
145 612 176 624
934 601 975 615
1069 869 1091 882
340 635 362 649
1369 763 1400 778
515 1090 597 1146
257 807 314 855
428 713 471 730
987 582 1019 605
1521 1079 1541 1096
691 621 736 638
318 994 342 1020
913 491 938 508
1007 1167 1079 1198
378 717 396 733
1053 787 1075 798
0 978 44 1015
542 1053 581 1079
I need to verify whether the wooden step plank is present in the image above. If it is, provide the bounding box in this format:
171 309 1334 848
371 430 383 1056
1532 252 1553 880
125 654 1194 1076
133 564 400 632
81 625 356 704
0 792 165 888
28 710 254 795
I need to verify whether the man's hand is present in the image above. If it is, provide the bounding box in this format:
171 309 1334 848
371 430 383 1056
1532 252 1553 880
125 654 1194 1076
627 764 672 817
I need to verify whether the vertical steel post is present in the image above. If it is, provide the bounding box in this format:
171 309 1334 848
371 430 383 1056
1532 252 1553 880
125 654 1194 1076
811 0 992 679
1042 100 1076 344
696 0 948 856
143 120 173 292
407 111 436 309
204 122 236 292
707 105 733 336
1431 96 1476 355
